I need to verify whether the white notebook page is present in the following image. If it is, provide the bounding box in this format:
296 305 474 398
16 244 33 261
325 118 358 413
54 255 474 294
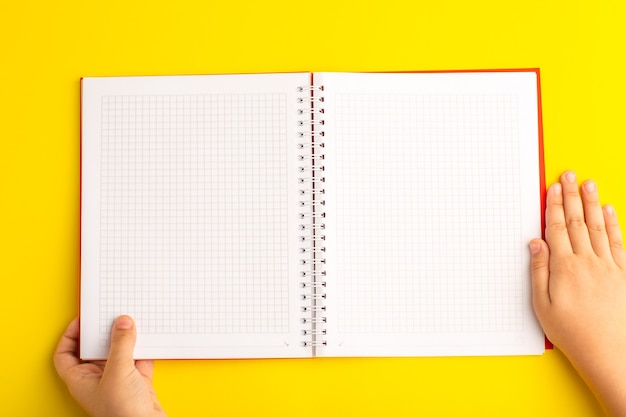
316 72 545 356
81 73 309 359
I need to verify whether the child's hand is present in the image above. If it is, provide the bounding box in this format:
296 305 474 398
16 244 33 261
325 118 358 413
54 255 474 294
54 316 167 417
530 171 626 417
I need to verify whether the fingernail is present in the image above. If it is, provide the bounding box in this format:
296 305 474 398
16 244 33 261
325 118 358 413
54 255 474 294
116 316 133 329
583 180 596 193
551 183 562 195
529 241 542 255
565 171 576 183
605 204 615 216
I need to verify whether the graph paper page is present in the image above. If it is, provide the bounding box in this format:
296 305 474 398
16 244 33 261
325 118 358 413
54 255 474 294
81 73 308 359
316 72 545 356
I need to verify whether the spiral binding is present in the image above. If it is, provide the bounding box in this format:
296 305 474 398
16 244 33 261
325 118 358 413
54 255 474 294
297 83 327 352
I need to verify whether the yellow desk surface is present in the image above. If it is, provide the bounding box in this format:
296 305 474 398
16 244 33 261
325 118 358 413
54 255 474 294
2 1 625 415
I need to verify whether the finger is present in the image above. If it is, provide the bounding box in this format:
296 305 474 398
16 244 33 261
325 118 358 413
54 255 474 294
561 171 593 253
604 204 626 268
53 317 81 380
529 239 551 313
580 180 611 257
135 360 155 381
104 315 137 376
545 181 572 256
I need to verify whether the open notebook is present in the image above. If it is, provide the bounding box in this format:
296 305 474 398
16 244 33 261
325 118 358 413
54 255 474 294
80 71 545 359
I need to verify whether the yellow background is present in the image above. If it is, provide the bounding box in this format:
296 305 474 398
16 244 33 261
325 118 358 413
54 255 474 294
1 0 624 416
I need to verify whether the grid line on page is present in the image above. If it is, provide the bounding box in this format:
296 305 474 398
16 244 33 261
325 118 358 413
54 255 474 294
333 93 523 335
99 93 290 335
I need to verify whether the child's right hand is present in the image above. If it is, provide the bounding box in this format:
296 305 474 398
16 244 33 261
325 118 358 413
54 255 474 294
530 171 626 417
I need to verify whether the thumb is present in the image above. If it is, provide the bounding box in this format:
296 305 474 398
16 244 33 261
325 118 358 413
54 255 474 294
529 239 551 313
105 315 137 374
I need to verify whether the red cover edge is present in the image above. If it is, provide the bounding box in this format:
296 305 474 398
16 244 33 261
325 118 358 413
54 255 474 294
79 77 84 356
534 70 552 350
